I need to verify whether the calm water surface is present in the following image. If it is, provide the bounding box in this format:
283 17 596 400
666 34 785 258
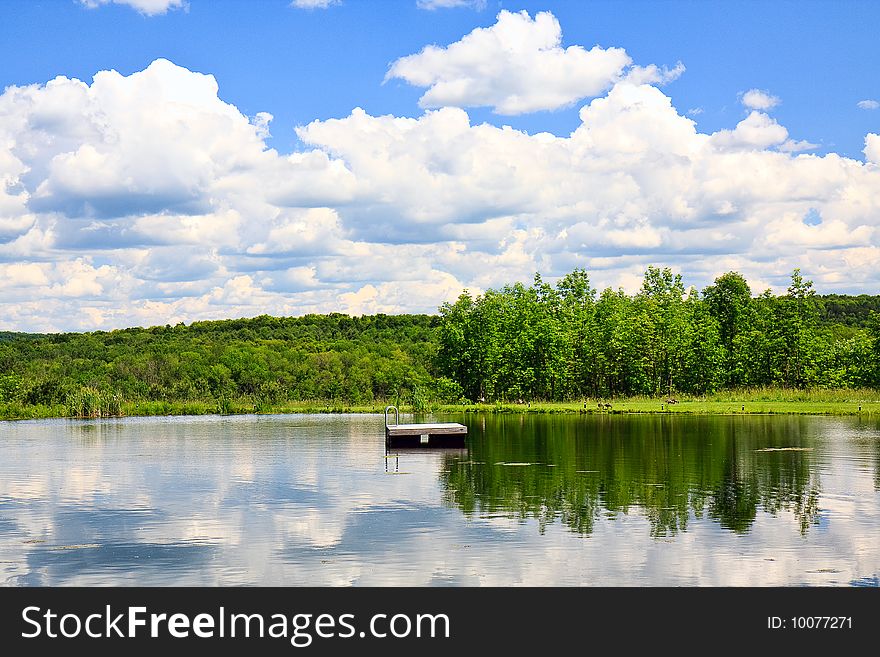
1 413 879 586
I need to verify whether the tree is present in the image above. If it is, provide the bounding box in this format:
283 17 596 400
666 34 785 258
779 268 818 387
702 271 752 386
592 287 648 396
637 266 687 395
557 268 596 397
867 311 880 386
437 291 480 401
680 288 724 393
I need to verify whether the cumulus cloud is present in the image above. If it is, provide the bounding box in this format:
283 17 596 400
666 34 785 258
386 10 635 114
80 0 187 15
710 111 788 150
866 133 880 164
857 99 880 110
2 43 880 331
13 59 268 220
740 88 781 110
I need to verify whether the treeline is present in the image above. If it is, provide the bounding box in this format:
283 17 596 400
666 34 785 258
817 294 880 327
1 269 879 418
0 314 442 413
436 267 880 401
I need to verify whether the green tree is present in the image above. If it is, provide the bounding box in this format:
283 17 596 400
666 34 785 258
437 292 479 400
702 271 752 386
680 288 724 393
557 268 596 397
637 266 687 395
868 311 880 386
779 268 818 387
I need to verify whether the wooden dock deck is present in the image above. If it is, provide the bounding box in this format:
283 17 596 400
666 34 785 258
384 406 467 448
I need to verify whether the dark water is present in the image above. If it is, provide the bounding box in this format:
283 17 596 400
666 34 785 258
1 413 879 586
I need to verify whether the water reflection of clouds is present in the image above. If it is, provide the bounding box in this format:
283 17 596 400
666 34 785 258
274 506 351 550
21 542 219 586
3 480 50 502
1 414 879 586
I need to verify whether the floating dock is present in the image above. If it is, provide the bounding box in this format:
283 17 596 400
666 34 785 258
384 406 467 448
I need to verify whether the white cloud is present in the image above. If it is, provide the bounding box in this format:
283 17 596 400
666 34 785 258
779 138 818 153
0 263 50 288
857 99 880 110
417 0 486 9
740 88 780 110
13 59 269 220
290 0 340 8
624 61 686 86
386 10 634 114
710 111 788 150
80 0 187 16
338 271 464 316
2 47 880 331
0 258 125 303
866 133 880 164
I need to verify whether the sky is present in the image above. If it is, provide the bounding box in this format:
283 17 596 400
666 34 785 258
0 0 878 332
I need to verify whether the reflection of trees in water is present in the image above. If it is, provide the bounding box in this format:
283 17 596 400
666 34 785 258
754 453 820 535
440 415 823 537
444 461 600 535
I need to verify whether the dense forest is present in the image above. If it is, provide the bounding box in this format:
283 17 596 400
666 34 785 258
0 266 879 418
436 267 880 401
0 314 442 418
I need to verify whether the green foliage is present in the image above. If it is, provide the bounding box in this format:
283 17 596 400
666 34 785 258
816 294 880 327
0 373 23 403
1 269 878 421
0 313 440 419
431 376 466 403
411 385 429 413
703 271 752 351
65 387 123 418
869 312 880 386
703 271 752 386
436 267 879 401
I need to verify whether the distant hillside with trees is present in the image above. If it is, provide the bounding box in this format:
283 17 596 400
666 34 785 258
0 314 442 418
1 267 878 419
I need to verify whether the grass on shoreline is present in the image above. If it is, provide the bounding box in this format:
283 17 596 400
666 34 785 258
1 387 879 422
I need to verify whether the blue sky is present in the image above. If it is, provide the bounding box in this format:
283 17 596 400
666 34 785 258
0 0 878 331
3 0 877 154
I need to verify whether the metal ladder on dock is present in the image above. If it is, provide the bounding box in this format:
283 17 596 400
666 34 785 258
383 405 467 447
384 405 399 430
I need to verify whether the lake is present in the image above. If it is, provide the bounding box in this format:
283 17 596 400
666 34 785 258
1 413 879 586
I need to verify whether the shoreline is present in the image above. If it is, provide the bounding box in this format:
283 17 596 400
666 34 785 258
2 398 879 422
